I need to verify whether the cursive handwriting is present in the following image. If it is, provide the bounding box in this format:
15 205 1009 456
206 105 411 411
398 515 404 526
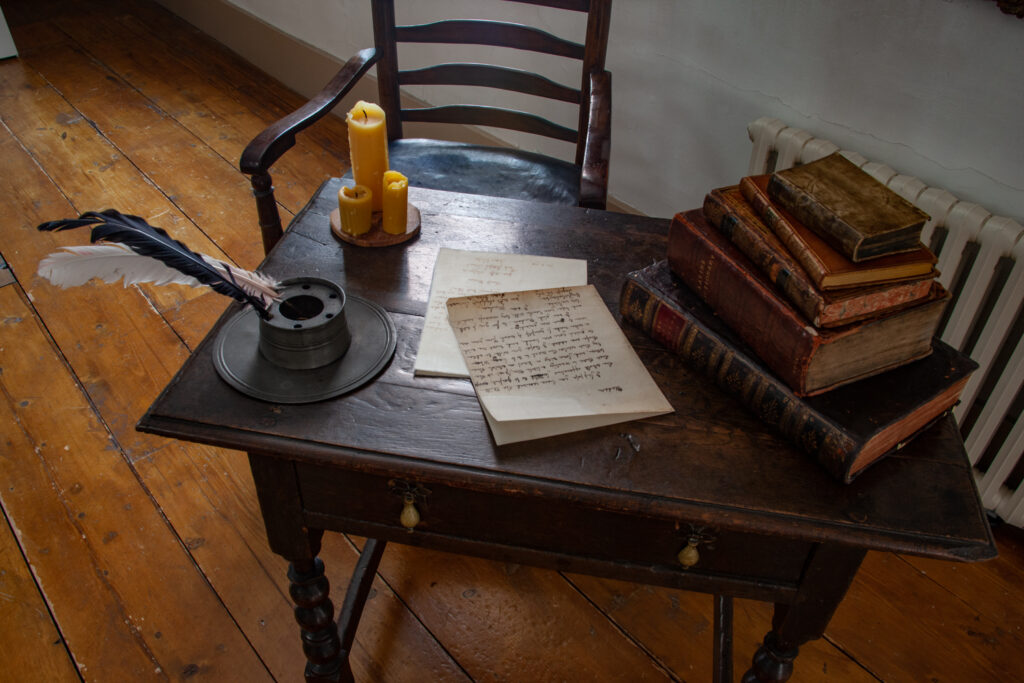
449 288 617 392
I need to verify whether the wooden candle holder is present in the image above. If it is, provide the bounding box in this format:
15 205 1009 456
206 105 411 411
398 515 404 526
330 204 421 247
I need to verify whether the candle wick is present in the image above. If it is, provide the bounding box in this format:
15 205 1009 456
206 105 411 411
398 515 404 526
362 108 367 123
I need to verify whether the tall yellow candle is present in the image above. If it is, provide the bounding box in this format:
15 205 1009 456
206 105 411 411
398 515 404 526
338 184 372 236
346 101 389 212
381 170 409 235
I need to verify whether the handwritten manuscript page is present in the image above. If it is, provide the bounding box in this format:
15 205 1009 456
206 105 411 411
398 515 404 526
447 285 673 444
414 248 587 377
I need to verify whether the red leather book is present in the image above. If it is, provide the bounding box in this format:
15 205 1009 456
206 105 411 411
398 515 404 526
619 260 976 483
667 209 949 396
742 175 936 289
702 186 934 328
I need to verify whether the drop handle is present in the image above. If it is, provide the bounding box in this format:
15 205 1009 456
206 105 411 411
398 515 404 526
400 493 420 530
677 539 700 568
676 527 716 569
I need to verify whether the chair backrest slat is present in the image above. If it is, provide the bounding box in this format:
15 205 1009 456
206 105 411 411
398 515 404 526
370 0 611 156
399 64 581 104
507 0 591 12
396 20 585 60
402 105 578 143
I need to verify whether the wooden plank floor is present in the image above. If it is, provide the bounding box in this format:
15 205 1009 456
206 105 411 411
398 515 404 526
1 1 1022 681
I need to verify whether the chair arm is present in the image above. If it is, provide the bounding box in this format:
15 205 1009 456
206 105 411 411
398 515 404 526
578 69 611 210
240 47 378 175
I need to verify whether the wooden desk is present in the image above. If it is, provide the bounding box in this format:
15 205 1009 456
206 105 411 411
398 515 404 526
138 182 995 683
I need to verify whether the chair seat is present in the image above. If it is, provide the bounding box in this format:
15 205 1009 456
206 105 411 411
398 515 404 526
343 138 581 205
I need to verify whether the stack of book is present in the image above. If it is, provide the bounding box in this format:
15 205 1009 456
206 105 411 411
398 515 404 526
620 152 977 482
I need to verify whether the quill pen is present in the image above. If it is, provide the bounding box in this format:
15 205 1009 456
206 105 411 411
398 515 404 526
38 210 279 317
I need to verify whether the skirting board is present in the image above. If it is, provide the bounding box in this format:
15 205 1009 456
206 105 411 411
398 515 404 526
152 0 635 214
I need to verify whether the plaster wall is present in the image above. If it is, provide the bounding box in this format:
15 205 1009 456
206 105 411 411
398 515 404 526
160 0 1024 222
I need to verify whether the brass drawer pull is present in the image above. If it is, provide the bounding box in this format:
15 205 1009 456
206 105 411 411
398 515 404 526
389 479 430 532
400 493 421 530
677 539 701 568
677 526 717 570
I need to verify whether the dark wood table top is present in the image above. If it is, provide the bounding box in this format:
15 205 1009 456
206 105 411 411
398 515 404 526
139 181 995 563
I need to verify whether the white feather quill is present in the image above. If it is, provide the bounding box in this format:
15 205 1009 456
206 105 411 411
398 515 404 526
37 243 281 304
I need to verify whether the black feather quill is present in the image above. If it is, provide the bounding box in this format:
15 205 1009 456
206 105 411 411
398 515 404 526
38 209 278 318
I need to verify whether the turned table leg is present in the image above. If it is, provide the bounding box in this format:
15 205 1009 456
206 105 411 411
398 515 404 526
741 632 799 683
248 454 390 682
287 538 388 683
741 544 866 683
289 550 348 683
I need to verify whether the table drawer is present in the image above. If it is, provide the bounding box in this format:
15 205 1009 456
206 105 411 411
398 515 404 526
297 464 812 584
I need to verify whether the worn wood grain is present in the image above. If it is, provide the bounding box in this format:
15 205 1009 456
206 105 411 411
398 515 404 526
824 550 1024 682
564 574 877 682
0 509 80 683
0 56 228 349
1 55 462 683
132 442 471 683
15 31 263 271
0 286 273 681
901 525 1024 637
357 539 675 682
87 1 351 214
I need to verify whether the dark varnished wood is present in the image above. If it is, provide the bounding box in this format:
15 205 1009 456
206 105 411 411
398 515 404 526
401 104 578 142
289 557 346 683
580 70 611 205
399 64 582 103
242 0 613 252
742 544 866 682
714 595 734 683
395 20 584 58
139 184 994 682
240 47 378 251
511 0 591 12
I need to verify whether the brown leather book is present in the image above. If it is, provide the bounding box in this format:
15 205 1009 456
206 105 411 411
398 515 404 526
766 152 931 261
742 175 937 289
619 259 976 483
703 186 934 328
667 209 949 396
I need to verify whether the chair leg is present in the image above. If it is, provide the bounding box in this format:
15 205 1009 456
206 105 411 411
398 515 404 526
337 538 388 657
714 594 734 683
249 170 284 254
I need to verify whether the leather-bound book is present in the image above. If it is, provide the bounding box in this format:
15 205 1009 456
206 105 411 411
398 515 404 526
667 209 948 396
767 152 931 262
742 175 936 289
619 260 976 483
702 186 934 328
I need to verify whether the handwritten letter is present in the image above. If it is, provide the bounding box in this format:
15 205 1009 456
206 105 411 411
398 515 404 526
414 249 587 377
447 285 673 444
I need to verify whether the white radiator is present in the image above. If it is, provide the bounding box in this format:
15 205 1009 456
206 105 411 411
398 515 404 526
747 117 1024 527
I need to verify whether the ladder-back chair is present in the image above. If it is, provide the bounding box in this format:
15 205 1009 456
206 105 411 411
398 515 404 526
242 0 613 254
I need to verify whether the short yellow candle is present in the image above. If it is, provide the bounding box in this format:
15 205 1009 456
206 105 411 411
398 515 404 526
346 101 389 212
338 184 373 236
381 170 409 235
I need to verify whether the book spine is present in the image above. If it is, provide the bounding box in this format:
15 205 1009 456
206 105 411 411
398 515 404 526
739 177 830 288
619 274 858 483
767 173 865 261
667 212 820 395
702 191 825 327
